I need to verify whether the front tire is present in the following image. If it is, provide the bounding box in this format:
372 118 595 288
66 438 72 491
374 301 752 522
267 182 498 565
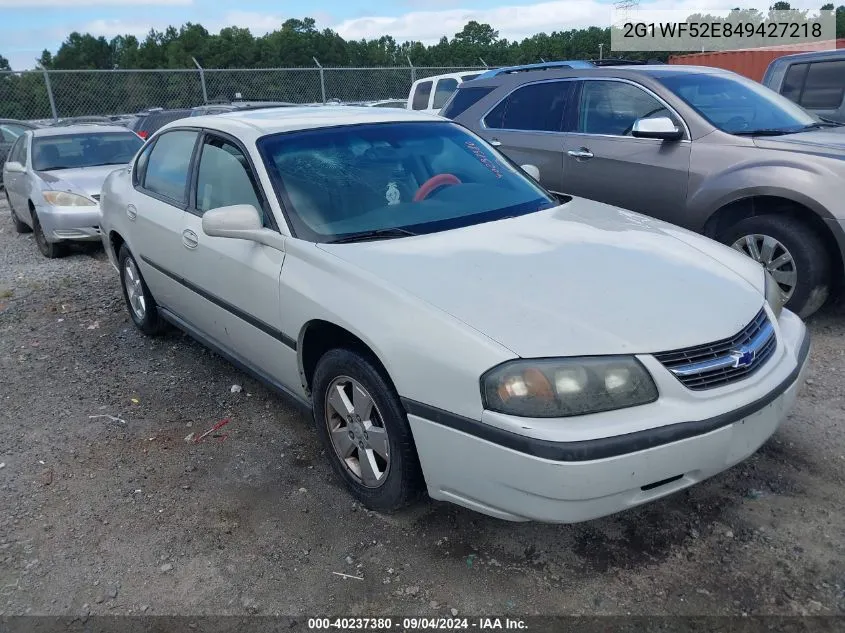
312 348 424 511
118 244 165 336
5 192 31 234
32 211 67 258
720 214 831 318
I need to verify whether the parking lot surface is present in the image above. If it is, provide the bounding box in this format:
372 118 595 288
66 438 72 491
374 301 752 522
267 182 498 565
1 198 844 617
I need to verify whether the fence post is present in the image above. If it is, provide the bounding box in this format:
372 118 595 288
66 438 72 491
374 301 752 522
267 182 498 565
192 57 208 104
42 69 58 121
407 56 415 84
313 57 326 104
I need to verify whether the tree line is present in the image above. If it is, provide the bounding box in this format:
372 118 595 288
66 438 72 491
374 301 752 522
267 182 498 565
1 5 844 120
1 4 841 72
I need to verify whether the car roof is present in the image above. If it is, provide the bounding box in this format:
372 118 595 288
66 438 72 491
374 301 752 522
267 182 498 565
31 124 136 137
168 106 442 138
768 49 845 64
465 64 731 86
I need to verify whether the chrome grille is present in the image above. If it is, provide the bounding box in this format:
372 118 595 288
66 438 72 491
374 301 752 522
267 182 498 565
654 309 777 391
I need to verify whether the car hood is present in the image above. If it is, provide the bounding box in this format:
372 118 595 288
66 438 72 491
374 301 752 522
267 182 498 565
753 127 845 156
36 165 123 198
319 200 766 358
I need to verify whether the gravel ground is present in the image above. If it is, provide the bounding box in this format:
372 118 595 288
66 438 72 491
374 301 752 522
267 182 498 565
1 197 844 619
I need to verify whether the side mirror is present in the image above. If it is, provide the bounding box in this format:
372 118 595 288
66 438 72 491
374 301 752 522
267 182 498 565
201 204 285 251
631 116 683 141
4 161 24 173
521 164 541 180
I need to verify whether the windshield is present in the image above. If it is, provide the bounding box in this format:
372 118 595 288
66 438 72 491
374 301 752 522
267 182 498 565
33 132 143 171
257 121 557 242
1 123 28 141
658 72 818 134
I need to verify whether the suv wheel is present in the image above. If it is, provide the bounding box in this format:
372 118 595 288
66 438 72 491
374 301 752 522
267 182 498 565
32 211 68 258
118 244 165 335
720 215 831 318
312 348 424 511
5 192 31 234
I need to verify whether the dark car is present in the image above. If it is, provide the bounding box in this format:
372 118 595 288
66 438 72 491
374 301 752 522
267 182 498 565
130 108 192 139
762 50 845 124
447 64 845 317
0 119 36 188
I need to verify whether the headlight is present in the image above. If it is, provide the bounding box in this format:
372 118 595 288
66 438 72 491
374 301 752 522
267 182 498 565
42 191 96 207
764 270 786 319
482 356 658 418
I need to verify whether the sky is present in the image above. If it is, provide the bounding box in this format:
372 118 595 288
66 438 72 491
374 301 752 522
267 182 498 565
0 0 827 70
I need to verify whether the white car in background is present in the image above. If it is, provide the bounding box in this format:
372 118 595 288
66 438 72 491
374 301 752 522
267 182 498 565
98 107 809 523
407 70 482 115
2 124 143 258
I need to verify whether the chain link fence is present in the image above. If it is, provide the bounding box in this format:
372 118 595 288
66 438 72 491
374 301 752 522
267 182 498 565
0 65 486 122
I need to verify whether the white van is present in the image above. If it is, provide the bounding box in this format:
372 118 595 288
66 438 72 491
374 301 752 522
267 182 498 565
407 70 483 115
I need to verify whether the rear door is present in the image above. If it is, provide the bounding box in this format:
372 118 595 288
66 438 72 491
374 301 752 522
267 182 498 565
796 59 845 123
177 132 297 387
561 78 691 220
474 80 574 194
129 128 200 313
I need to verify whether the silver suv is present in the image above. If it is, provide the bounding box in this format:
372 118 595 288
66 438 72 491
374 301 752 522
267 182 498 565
447 64 845 317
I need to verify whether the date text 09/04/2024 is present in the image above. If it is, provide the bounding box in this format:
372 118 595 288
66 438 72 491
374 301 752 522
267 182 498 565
307 617 528 630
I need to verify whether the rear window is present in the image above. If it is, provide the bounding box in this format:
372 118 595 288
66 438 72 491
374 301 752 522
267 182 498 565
433 78 459 109
411 81 433 110
32 132 143 171
441 86 496 119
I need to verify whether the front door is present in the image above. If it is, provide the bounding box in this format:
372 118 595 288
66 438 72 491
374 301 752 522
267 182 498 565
561 79 691 222
475 79 574 195
4 135 27 213
177 132 298 389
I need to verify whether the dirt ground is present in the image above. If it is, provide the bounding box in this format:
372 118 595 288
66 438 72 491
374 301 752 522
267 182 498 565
1 197 844 619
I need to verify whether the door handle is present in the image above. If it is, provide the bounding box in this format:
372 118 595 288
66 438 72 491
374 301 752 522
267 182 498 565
126 204 137 221
490 139 502 147
182 229 198 249
567 148 594 160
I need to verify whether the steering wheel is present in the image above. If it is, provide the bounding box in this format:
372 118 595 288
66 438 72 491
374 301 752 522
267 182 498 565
414 174 462 202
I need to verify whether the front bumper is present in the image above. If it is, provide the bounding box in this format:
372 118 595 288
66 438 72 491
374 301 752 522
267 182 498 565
36 204 102 242
406 311 810 523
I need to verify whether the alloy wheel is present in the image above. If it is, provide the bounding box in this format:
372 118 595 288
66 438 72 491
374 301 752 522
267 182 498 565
324 376 390 488
731 233 797 300
123 257 147 321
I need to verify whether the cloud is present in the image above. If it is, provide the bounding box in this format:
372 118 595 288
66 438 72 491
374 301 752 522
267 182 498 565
0 0 190 5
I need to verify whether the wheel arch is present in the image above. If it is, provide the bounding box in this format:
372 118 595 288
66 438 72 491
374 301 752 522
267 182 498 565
702 194 844 286
297 319 396 399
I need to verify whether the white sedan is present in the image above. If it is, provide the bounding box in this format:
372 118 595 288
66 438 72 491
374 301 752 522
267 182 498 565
98 107 810 523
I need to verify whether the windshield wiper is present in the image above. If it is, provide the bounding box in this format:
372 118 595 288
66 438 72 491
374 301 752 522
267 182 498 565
732 129 792 136
326 227 417 244
816 117 844 126
801 120 843 130
39 165 73 171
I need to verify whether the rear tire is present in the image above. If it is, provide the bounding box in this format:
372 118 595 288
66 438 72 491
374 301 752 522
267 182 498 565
312 348 424 511
118 244 166 336
5 192 31 234
720 214 831 318
32 211 68 258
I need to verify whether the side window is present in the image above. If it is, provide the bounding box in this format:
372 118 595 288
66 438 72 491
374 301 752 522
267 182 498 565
578 81 672 136
441 86 495 119
195 135 266 225
484 82 571 132
412 81 433 110
133 142 154 187
432 78 459 109
142 130 198 204
800 60 845 110
780 63 808 103
20 137 28 166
